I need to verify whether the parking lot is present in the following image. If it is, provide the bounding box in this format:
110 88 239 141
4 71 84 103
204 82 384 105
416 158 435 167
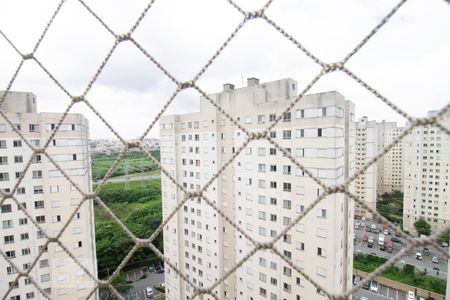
353 217 448 279
354 284 407 300
122 265 165 300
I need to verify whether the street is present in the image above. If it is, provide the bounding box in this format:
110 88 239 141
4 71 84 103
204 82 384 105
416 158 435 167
353 219 448 279
123 267 165 300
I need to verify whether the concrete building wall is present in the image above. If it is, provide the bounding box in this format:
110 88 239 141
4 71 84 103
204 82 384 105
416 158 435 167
0 92 97 300
403 110 450 234
377 121 404 195
160 78 355 300
355 117 378 217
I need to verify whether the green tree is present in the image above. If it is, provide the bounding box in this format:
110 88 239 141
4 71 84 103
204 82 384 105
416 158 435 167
99 273 132 299
414 217 431 236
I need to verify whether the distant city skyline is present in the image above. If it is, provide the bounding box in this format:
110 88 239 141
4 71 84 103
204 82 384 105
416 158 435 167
0 0 449 139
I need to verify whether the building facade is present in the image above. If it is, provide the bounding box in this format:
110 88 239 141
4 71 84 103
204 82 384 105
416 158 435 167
160 78 355 300
0 91 97 300
402 110 450 234
376 121 404 195
354 117 378 217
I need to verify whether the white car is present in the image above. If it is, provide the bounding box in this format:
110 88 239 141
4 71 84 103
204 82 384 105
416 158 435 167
416 252 423 260
370 280 379 293
145 287 154 298
432 256 439 264
407 291 415 300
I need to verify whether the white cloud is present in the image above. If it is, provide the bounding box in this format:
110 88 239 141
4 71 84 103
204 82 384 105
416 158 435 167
0 0 448 138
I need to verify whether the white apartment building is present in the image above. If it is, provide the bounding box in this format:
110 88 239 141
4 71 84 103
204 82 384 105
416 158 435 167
354 117 378 217
377 121 404 195
160 78 355 300
403 110 450 233
0 91 97 300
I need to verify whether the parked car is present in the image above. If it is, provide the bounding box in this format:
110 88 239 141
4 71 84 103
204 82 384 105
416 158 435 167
362 235 368 242
148 265 155 273
380 244 386 251
416 252 423 260
407 291 415 300
361 222 366 227
353 275 361 285
362 281 370 290
354 223 359 230
368 236 374 248
441 242 449 248
432 256 439 264
423 248 431 255
370 280 379 293
390 237 402 244
145 287 154 298
156 265 164 273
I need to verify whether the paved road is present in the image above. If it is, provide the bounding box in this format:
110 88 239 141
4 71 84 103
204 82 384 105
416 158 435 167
124 269 165 300
93 174 160 184
354 221 448 279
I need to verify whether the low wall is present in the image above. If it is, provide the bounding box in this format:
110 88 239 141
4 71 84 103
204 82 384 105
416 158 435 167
354 269 444 300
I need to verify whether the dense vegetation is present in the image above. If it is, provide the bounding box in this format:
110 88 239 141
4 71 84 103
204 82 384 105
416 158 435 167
95 179 163 278
92 150 160 180
354 253 446 294
377 191 403 226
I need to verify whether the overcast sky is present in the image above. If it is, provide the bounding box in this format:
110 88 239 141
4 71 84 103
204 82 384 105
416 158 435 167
0 0 449 139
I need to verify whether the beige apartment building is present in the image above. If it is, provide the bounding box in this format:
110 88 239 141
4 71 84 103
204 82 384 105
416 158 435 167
354 117 378 217
160 78 355 300
377 121 404 195
403 110 450 234
0 92 97 300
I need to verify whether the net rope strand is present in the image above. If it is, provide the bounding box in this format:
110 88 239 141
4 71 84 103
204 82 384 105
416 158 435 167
0 0 449 299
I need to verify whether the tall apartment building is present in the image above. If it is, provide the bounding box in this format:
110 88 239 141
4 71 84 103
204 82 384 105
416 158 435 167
377 121 404 195
403 110 450 233
0 91 97 300
160 78 355 300
354 117 378 217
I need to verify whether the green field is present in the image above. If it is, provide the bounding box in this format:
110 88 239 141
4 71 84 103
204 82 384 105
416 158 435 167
94 178 163 278
91 150 160 180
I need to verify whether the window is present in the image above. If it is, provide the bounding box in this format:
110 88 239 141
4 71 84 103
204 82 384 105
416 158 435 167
270 131 276 138
0 124 5 132
34 201 44 209
33 186 43 194
6 250 16 258
283 182 291 192
317 247 327 257
283 165 291 175
19 218 27 225
317 208 327 218
39 259 49 268
52 215 62 223
283 200 291 209
283 130 291 139
32 170 42 179
4 235 15 244
1 204 12 213
2 220 13 229
32 154 42 163
14 156 23 163
257 115 265 124
50 185 59 193
258 148 266 156
270 197 277 205
269 114 276 121
36 216 46 224
270 181 277 189
30 139 40 147
296 242 305 251
29 124 39 132
0 140 6 148
0 156 8 165
22 248 30 255
41 274 50 283
20 233 29 240
269 148 276 155
283 112 291 122
13 140 22 147
0 172 9 181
